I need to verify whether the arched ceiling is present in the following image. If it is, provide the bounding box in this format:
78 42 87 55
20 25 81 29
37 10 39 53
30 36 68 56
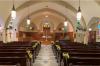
6 1 77 30
0 0 100 30
18 8 74 31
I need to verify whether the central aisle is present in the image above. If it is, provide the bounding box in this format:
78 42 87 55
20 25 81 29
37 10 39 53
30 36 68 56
33 45 58 66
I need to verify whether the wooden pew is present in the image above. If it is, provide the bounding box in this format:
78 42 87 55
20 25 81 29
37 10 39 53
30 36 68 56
0 52 28 66
53 41 100 66
62 48 100 65
0 41 41 66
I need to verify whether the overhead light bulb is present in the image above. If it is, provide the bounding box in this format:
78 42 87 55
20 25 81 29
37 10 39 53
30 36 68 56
11 4 16 19
77 6 81 21
27 18 30 25
45 15 48 18
64 21 68 26
89 28 92 31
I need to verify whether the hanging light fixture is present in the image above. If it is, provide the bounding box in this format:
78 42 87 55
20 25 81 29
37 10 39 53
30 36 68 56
63 19 68 34
88 28 92 31
27 16 31 25
77 0 81 21
26 1 31 25
11 0 16 19
45 15 48 18
64 20 68 27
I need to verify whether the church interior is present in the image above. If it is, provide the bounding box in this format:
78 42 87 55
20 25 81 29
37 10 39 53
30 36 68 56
0 0 100 66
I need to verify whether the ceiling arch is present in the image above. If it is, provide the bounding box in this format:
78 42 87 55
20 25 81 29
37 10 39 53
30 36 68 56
18 8 74 31
56 22 74 32
88 17 100 31
16 0 76 12
5 2 78 31
1 0 100 31
19 8 69 24
95 0 100 5
5 0 86 30
19 21 38 32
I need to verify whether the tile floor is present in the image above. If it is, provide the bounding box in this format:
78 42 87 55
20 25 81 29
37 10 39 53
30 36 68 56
33 45 58 66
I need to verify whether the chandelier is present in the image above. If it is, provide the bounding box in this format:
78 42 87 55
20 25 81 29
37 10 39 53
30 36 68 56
77 0 81 21
11 0 16 19
64 20 68 27
27 16 31 25
26 1 31 25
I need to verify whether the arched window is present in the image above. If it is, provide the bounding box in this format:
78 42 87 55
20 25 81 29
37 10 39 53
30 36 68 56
97 21 100 36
